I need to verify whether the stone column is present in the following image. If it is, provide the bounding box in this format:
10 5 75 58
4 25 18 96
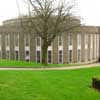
1 32 6 59
19 32 25 61
93 33 95 60
72 33 77 63
97 34 100 59
63 33 68 63
94 33 97 59
99 33 100 62
96 33 98 59
81 32 85 62
10 32 15 60
53 36 58 64
88 33 91 61
30 33 36 62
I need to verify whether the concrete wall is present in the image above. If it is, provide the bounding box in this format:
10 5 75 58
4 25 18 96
0 25 99 64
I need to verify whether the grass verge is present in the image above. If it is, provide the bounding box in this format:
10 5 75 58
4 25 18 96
0 59 80 68
0 67 100 100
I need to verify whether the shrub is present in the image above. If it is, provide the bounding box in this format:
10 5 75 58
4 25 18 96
92 76 100 91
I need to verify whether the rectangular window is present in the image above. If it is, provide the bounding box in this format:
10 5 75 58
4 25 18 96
6 50 10 59
36 51 41 63
69 50 72 63
48 50 52 64
15 51 19 60
85 49 88 62
25 50 30 61
58 50 63 63
77 49 81 62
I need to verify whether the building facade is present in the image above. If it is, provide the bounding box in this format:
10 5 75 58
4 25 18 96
0 19 100 64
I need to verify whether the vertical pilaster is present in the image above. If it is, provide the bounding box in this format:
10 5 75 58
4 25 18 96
96 33 97 59
81 32 85 62
30 33 36 62
97 33 100 59
73 33 77 63
1 32 6 59
93 33 95 60
53 36 58 64
10 32 15 60
99 33 100 61
63 33 68 63
19 32 25 61
88 33 91 61
94 33 97 59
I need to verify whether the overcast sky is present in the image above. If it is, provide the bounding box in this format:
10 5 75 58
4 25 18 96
0 0 100 26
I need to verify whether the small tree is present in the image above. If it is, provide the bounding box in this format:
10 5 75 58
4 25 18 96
20 0 80 65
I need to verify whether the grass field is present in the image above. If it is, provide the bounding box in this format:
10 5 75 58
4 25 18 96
0 67 100 100
0 59 80 67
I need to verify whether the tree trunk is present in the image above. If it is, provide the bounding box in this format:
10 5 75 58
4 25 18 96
42 41 48 65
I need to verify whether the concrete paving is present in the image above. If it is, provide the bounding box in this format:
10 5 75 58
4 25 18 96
0 63 100 71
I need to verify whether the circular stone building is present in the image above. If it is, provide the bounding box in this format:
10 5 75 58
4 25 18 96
0 18 100 64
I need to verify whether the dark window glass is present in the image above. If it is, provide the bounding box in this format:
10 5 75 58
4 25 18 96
25 51 30 62
6 50 10 59
15 51 19 60
77 50 81 62
26 51 29 56
37 51 41 63
48 50 52 63
69 50 72 63
59 50 63 63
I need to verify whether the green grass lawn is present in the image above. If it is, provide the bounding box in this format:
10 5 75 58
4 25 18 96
0 59 80 68
0 67 100 100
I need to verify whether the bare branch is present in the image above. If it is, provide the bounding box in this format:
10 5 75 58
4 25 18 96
19 0 80 64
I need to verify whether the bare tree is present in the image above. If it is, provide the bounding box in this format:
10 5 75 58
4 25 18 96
20 0 80 64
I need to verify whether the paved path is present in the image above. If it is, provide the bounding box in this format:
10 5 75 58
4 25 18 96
0 63 100 71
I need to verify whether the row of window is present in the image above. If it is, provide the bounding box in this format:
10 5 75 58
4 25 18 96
36 33 99 63
0 33 30 61
0 33 99 63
